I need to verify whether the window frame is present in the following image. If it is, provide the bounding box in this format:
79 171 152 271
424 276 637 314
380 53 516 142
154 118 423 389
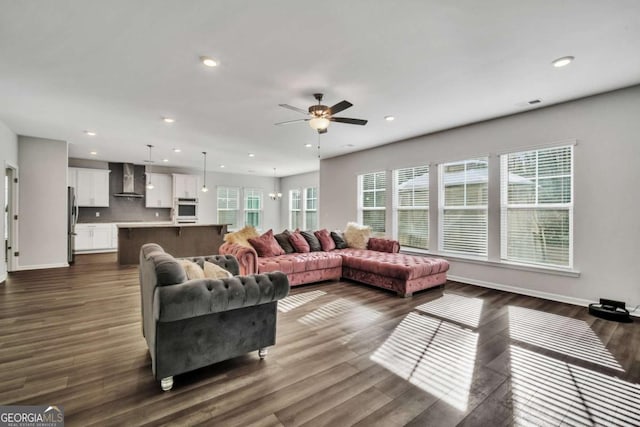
303 187 318 230
500 145 574 268
289 189 302 230
216 186 240 231
243 188 263 229
358 171 387 235
438 158 489 257
392 165 430 250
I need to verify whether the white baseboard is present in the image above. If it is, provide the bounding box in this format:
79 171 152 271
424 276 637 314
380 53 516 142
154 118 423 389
0 272 6 283
448 274 594 308
15 262 69 271
448 274 640 318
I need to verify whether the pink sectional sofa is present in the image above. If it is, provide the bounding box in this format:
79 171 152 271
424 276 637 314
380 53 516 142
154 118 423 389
219 237 449 297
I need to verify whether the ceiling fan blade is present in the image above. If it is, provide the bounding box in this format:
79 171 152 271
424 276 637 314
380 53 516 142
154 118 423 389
330 117 368 126
278 104 309 115
318 128 328 134
274 119 309 126
328 100 353 115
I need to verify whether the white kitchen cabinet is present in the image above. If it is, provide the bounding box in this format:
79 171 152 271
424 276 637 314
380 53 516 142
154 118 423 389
74 223 116 252
72 168 111 207
173 174 199 199
145 173 173 208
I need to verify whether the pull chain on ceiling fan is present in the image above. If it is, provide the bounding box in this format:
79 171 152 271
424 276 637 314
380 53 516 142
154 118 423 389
275 93 368 134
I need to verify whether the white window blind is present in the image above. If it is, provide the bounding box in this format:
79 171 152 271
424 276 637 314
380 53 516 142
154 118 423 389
393 165 429 249
501 145 573 267
304 187 318 230
439 158 488 256
359 171 386 235
290 189 302 230
244 188 262 228
217 187 239 230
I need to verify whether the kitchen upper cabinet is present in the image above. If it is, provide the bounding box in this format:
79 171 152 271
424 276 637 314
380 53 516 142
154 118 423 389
74 223 115 252
173 174 199 199
145 173 173 208
72 168 111 207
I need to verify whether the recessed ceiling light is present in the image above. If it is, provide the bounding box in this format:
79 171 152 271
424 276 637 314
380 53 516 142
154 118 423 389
528 99 542 105
84 130 96 136
173 148 181 153
384 116 395 121
552 56 574 68
90 151 97 155
220 164 225 168
162 158 169 162
163 117 175 123
200 56 218 67
304 143 313 148
248 153 255 157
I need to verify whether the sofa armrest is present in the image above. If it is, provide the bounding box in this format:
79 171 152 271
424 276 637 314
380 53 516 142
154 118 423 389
367 237 400 253
154 272 290 322
219 242 258 275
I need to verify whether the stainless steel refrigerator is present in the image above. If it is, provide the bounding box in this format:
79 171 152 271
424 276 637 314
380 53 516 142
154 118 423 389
67 186 77 264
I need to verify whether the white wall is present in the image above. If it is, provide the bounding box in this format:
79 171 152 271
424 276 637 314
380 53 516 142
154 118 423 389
0 120 18 281
18 136 68 269
320 85 640 309
279 171 319 229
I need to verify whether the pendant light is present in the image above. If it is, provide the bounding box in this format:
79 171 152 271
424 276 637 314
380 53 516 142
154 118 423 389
269 168 282 200
201 151 208 192
146 144 154 190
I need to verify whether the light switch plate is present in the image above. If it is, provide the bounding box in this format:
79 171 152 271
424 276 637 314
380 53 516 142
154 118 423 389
95 212 100 217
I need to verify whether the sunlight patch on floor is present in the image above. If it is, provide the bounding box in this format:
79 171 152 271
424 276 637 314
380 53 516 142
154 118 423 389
371 312 478 412
510 345 640 426
415 293 485 328
298 298 381 326
508 306 623 371
278 290 326 313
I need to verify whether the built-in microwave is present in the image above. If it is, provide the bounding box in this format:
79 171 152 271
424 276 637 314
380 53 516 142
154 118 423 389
175 198 198 222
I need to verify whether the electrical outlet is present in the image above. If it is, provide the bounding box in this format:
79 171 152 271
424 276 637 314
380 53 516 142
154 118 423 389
95 212 100 217
155 212 159 217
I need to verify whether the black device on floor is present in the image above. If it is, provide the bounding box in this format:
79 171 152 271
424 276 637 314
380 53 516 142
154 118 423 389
589 298 632 323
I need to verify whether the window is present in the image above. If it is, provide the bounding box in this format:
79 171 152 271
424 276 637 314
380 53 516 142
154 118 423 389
501 145 573 267
394 166 429 249
217 187 239 230
359 171 386 235
289 189 302 230
244 188 262 228
439 158 488 256
304 187 318 230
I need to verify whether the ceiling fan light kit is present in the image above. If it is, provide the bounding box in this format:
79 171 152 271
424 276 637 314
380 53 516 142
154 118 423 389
275 93 368 134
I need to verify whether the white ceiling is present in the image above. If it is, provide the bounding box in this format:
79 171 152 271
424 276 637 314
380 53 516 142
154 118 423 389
1 1 639 177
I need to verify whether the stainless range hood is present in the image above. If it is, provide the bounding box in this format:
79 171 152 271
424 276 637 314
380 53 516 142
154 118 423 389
113 163 144 198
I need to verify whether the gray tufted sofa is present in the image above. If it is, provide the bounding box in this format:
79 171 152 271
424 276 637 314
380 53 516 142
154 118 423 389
139 243 290 391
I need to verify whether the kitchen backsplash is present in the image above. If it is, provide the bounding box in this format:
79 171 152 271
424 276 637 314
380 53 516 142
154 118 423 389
77 163 172 223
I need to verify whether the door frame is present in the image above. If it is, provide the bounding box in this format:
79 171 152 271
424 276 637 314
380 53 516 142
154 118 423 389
5 162 18 273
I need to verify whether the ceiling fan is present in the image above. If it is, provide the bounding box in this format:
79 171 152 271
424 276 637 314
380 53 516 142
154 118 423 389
275 93 368 134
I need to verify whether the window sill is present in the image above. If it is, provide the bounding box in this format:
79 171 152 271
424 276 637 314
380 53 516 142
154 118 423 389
400 248 581 277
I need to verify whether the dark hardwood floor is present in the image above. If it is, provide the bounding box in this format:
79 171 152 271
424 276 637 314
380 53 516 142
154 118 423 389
1 254 639 426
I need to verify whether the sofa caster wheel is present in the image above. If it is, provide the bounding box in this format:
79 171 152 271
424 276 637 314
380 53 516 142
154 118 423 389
161 376 174 391
258 348 268 360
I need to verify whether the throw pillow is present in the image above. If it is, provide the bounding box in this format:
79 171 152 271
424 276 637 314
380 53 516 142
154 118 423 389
330 231 348 249
179 259 205 280
274 230 295 254
301 230 322 251
248 229 286 257
288 231 310 253
343 222 372 249
223 225 260 248
203 261 233 279
315 229 336 251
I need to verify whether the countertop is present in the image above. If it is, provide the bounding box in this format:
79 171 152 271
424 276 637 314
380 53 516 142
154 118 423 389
116 223 225 228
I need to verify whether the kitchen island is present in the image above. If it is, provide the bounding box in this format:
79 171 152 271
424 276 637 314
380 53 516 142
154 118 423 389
117 223 228 265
